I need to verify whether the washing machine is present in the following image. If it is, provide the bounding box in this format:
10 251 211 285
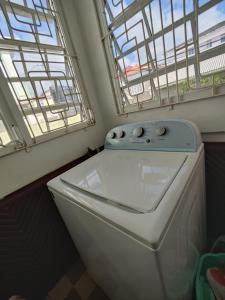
47 119 206 300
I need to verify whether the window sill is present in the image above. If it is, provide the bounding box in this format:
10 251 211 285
118 85 225 115
0 120 95 158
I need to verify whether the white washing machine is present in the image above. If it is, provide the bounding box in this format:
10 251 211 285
48 119 206 300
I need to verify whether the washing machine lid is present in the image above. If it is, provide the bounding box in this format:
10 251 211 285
60 150 187 213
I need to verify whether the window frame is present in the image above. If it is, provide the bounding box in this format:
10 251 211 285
188 48 195 56
0 0 94 158
96 0 225 115
206 40 213 49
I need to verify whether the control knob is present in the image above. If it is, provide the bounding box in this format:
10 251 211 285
108 131 116 139
155 127 167 136
117 130 125 138
133 127 144 137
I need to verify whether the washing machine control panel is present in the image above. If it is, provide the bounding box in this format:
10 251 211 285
132 127 144 137
105 120 201 152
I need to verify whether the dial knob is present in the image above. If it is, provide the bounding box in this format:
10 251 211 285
108 131 116 139
155 127 167 136
133 127 144 137
117 130 125 138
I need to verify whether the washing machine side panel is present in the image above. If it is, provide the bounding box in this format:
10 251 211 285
52 192 165 300
158 150 206 300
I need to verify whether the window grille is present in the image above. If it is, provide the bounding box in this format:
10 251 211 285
0 0 93 146
0 110 24 156
0 117 11 147
206 40 212 49
188 48 195 56
97 0 225 114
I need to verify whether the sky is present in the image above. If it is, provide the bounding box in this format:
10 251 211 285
1 0 225 78
0 1 67 76
0 0 72 101
0 0 56 45
106 0 225 68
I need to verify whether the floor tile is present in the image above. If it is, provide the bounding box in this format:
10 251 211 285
65 288 82 300
88 287 109 300
75 272 96 300
48 275 73 300
67 259 85 284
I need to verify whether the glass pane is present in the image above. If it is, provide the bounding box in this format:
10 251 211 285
102 0 225 110
0 0 90 139
0 119 11 146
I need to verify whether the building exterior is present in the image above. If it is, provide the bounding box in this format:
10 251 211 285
123 21 225 103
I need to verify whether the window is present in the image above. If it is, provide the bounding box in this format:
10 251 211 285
0 118 11 147
97 0 225 114
221 36 225 44
188 48 195 56
206 40 213 49
0 0 94 156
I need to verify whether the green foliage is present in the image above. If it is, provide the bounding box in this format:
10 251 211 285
213 74 225 85
178 73 225 95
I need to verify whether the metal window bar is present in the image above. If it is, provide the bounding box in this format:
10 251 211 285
183 0 190 91
98 0 225 113
0 112 23 151
0 0 92 142
147 3 162 104
158 0 170 103
0 114 12 147
170 0 179 102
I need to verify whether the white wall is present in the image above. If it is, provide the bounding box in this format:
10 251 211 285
0 0 107 199
73 0 225 140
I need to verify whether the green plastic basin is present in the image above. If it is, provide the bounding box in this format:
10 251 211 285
196 253 225 300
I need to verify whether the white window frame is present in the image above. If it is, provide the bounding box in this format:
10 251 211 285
0 0 94 157
96 0 225 115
